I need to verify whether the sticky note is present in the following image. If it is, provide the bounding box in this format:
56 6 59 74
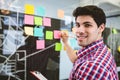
36 40 45 49
55 43 62 51
112 28 118 34
57 9 64 18
36 6 45 16
117 46 120 52
34 16 42 26
54 30 61 39
34 27 44 37
24 15 34 25
25 4 34 14
45 31 53 40
24 26 33 36
43 17 51 27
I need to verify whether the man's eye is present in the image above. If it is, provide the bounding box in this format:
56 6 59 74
76 24 80 28
85 24 91 27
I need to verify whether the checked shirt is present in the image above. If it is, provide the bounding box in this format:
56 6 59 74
69 39 119 80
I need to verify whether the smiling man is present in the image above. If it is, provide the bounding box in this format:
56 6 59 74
61 5 119 80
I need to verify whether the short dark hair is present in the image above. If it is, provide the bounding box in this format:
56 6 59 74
73 5 106 27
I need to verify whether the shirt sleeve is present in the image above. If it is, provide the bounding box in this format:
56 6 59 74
75 61 111 80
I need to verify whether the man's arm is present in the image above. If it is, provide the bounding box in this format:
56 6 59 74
60 32 77 63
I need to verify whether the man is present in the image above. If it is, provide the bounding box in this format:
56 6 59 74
61 5 119 80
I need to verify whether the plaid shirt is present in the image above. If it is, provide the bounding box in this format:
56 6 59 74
69 39 119 80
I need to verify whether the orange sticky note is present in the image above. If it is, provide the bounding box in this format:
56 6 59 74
57 9 64 18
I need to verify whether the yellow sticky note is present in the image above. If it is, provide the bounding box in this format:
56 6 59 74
57 9 64 18
25 4 34 14
117 46 120 52
24 26 33 36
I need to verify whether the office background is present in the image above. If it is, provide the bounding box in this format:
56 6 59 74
0 0 120 80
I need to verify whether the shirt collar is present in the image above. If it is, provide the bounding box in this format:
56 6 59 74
77 39 104 58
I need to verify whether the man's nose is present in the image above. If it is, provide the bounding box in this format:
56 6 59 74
76 26 85 33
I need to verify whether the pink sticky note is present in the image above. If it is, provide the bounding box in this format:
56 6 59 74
36 40 45 49
24 15 34 25
43 17 51 27
54 30 61 39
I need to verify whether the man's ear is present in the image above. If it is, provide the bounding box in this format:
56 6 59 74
98 23 105 33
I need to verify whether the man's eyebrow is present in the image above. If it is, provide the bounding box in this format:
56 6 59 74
75 22 79 24
83 21 91 24
75 21 92 24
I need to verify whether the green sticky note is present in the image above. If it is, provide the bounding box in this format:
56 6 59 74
112 28 118 34
45 31 53 40
34 17 42 26
55 43 62 51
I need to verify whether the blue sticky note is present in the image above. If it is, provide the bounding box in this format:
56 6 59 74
36 6 45 16
34 27 44 37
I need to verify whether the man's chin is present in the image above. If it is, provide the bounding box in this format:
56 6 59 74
78 42 87 47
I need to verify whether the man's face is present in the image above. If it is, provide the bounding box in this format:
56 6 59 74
75 15 104 47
